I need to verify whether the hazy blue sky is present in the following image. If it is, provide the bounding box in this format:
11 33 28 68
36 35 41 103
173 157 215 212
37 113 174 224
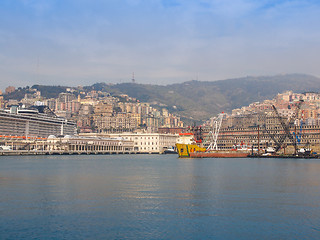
1 0 320 90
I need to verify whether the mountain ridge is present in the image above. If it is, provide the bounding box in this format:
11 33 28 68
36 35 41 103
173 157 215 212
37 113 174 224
4 73 320 123
102 74 320 122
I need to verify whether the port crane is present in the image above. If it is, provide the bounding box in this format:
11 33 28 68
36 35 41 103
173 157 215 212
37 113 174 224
204 113 224 150
293 120 303 145
270 100 303 153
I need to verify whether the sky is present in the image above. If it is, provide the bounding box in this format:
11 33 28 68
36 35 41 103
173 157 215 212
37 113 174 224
1 0 320 90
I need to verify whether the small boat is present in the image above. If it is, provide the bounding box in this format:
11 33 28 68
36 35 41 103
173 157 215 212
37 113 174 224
163 147 178 154
0 145 12 151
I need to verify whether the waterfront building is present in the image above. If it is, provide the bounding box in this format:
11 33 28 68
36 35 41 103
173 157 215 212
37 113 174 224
0 134 134 153
46 135 134 153
210 124 320 154
80 132 178 153
202 111 320 154
108 133 178 153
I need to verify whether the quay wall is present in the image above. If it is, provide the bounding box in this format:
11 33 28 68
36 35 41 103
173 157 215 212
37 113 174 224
0 150 161 156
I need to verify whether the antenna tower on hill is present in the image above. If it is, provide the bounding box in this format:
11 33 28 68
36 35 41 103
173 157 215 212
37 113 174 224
132 72 135 83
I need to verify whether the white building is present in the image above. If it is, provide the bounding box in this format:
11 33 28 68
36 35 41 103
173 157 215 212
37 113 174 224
80 132 178 153
46 135 134 153
109 133 178 153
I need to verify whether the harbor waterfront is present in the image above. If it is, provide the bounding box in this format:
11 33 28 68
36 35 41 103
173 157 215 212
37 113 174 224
1 155 320 239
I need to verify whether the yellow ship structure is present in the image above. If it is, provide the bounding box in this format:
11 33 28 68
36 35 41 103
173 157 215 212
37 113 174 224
175 113 251 158
175 133 206 157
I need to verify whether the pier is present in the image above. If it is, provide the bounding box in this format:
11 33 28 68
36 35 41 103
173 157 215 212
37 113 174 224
0 149 149 156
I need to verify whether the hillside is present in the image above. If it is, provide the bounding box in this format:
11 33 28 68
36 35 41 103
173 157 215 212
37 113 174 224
4 74 320 123
102 74 320 122
3 85 69 101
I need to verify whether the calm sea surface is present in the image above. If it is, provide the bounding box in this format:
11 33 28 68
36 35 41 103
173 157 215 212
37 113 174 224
1 154 320 239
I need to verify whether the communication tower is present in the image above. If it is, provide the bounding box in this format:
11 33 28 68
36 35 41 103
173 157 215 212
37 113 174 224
132 72 135 83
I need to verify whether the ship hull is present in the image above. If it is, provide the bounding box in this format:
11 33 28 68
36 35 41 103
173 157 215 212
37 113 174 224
176 143 249 158
189 151 249 158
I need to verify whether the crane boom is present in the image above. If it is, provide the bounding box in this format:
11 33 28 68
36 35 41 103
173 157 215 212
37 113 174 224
272 100 303 152
205 113 224 151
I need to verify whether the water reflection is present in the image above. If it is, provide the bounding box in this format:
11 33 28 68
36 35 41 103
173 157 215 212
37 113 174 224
1 155 320 239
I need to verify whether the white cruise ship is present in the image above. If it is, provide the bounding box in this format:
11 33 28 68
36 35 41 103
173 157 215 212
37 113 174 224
0 106 76 138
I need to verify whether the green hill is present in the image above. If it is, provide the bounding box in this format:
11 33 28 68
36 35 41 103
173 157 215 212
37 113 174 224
5 74 320 123
102 74 320 122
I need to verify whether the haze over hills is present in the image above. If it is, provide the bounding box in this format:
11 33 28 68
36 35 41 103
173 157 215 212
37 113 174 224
97 74 320 122
4 74 320 123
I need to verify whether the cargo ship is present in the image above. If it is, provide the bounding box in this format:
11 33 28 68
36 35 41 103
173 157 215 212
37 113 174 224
176 113 251 158
189 150 250 158
175 133 206 157
175 133 251 158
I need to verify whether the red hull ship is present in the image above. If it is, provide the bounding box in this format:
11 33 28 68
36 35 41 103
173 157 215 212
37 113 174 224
189 151 250 158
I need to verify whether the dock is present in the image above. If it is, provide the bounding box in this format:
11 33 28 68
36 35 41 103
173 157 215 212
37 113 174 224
247 153 319 159
0 149 161 156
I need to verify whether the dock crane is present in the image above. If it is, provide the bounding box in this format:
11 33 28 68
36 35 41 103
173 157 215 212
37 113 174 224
271 100 303 153
293 120 303 144
204 113 225 150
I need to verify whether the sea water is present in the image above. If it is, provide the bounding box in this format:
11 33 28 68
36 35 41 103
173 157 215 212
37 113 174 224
1 154 320 239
